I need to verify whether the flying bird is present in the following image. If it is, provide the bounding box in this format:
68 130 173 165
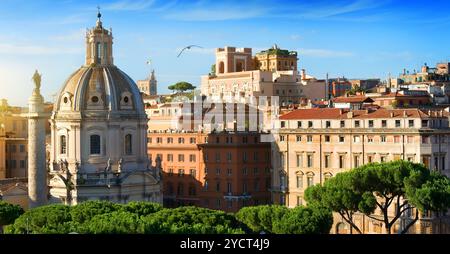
177 45 203 57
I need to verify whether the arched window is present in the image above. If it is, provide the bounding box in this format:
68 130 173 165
125 134 132 155
219 61 225 74
90 134 101 155
60 135 67 154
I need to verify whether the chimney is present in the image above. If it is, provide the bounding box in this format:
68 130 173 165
403 110 407 117
390 112 394 118
339 109 344 115
403 68 406 75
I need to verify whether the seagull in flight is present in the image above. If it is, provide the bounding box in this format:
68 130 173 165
177 45 203 57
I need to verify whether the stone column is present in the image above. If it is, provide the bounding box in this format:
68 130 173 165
28 71 48 209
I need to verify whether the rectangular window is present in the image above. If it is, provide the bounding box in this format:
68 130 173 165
167 137 173 143
355 120 360 128
368 155 373 163
307 135 313 143
243 168 248 175
354 155 360 167
227 182 232 193
19 145 25 153
297 121 302 128
407 156 414 162
394 136 401 143
381 135 387 143
178 154 184 162
325 135 330 142
407 136 414 143
307 154 313 168
296 154 302 167
307 176 314 187
178 169 184 176
339 155 345 168
254 180 259 191
296 135 302 142
216 152 220 162
222 152 229 162
422 136 430 144
353 135 360 143
243 182 248 193
167 154 173 162
190 137 196 144
190 169 196 176
340 120 345 128
395 120 401 128
339 136 345 143
227 168 232 176
189 154 196 162
280 135 285 142
369 120 374 128
253 152 258 161
380 156 386 163
243 152 248 162
324 155 330 168
422 155 431 168
326 121 331 128
242 137 248 143
382 120 387 128
216 168 221 175
367 135 374 143
422 120 429 128
409 120 414 128
281 121 286 128
296 175 303 188
178 137 184 144
19 160 25 169
308 121 313 128
442 156 446 170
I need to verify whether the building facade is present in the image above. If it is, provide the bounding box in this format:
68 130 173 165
148 131 272 212
46 12 161 205
272 108 450 233
201 45 318 107
137 70 158 96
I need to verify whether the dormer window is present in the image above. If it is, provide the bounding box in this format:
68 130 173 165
120 92 133 109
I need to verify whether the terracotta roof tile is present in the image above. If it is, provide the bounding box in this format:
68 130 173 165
279 108 449 120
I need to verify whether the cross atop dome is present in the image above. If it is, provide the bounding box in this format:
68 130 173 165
96 6 102 28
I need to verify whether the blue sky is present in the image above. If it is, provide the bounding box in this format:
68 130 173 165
1 0 450 105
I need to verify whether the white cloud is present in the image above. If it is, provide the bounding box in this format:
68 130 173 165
105 0 155 11
0 43 82 55
290 34 301 41
300 48 355 58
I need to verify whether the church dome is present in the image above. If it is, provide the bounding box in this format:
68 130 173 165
53 12 145 120
55 66 145 117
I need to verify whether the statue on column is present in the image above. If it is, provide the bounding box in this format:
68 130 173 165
105 158 112 172
32 70 42 91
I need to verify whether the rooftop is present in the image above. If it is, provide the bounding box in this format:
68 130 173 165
279 108 449 120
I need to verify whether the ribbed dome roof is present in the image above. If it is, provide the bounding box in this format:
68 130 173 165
54 65 145 118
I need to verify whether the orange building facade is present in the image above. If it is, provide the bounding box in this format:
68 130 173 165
147 131 272 212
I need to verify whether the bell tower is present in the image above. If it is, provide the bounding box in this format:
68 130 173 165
85 8 114 66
